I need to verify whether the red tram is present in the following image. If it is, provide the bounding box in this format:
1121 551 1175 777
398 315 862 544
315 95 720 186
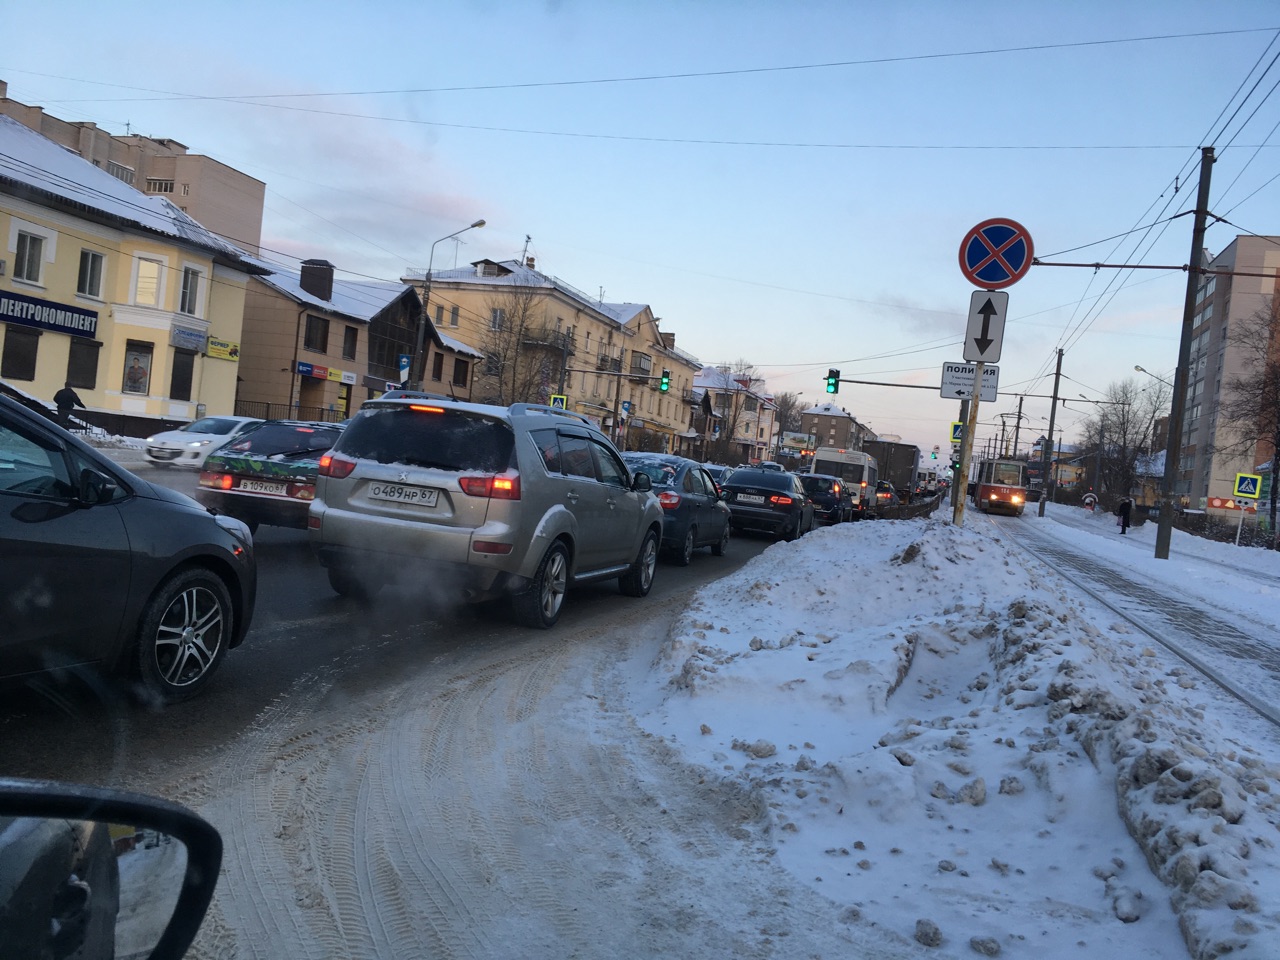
971 459 1027 516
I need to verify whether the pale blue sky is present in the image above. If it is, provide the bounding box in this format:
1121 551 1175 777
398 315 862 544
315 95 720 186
5 1 1279 455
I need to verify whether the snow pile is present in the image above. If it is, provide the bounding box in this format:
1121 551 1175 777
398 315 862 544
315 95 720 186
638 518 1280 958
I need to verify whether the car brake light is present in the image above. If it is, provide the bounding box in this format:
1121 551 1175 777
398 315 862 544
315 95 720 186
318 454 357 479
833 483 841 495
198 471 233 489
459 474 521 499
657 490 682 510
769 495 793 505
472 541 514 555
409 404 445 414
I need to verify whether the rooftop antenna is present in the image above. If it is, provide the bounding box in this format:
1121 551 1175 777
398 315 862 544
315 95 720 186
521 234 531 262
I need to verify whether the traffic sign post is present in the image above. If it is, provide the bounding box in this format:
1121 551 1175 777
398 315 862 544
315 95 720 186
959 219 1034 289
940 362 999 402
1234 473 1262 499
951 361 986 528
950 421 964 444
964 290 1008 363
549 394 567 409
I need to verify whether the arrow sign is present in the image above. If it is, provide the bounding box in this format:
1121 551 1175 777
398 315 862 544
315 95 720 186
964 290 1008 363
940 362 998 402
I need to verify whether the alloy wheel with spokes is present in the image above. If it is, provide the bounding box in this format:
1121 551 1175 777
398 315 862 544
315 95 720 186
137 569 232 703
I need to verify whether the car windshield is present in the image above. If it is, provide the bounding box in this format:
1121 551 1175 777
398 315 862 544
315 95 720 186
800 477 834 494
724 470 792 491
182 417 244 435
222 423 343 458
336 406 514 472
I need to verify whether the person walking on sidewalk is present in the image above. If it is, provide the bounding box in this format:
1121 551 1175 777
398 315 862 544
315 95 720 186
53 381 86 429
1117 497 1132 535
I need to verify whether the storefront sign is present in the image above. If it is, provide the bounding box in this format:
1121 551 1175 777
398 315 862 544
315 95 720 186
0 290 98 338
207 337 240 361
326 367 344 383
170 326 208 353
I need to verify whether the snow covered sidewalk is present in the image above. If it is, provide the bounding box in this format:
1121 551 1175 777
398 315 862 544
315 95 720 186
632 516 1280 959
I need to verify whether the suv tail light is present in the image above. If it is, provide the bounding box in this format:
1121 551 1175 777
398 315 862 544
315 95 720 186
318 454 357 479
459 473 521 500
657 491 682 511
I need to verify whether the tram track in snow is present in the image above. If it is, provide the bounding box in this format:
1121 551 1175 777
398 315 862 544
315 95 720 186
977 511 1280 730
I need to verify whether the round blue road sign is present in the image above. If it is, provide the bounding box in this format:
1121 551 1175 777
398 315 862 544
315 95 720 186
959 218 1034 289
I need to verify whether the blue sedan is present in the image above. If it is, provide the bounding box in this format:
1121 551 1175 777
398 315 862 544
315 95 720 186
622 453 731 565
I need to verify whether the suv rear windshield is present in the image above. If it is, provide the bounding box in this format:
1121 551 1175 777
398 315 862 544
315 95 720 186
223 422 343 457
800 476 837 494
336 406 514 472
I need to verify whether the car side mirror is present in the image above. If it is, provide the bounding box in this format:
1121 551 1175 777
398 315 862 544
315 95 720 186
0 779 222 960
631 472 652 492
77 468 117 506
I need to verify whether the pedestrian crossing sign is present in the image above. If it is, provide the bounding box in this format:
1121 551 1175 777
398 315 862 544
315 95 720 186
951 421 964 444
1234 472 1262 499
549 394 567 409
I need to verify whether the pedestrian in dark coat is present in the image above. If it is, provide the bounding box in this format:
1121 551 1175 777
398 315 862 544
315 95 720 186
1117 497 1132 534
53 381 85 428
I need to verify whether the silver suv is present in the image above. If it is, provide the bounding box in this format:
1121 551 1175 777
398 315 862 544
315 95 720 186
308 399 663 628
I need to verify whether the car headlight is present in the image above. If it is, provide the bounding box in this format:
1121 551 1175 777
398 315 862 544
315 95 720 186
188 440 212 448
214 513 254 548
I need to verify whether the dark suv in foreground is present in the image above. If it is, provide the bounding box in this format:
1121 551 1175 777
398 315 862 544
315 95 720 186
0 395 256 703
308 399 663 627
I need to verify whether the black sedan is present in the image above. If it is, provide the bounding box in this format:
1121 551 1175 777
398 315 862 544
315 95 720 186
621 453 731 565
196 420 344 532
799 473 854 524
0 395 257 703
720 467 815 541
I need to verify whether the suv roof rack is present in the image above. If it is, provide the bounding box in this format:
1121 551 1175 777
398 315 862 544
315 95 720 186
508 402 593 426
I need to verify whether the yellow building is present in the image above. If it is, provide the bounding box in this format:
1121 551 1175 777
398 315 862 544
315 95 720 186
403 257 700 449
0 116 262 435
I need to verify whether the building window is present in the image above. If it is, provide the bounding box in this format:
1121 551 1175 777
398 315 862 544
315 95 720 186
431 353 444 382
744 396 758 412
1 327 40 380
77 250 104 298
304 314 329 352
106 161 135 185
15 232 43 283
180 267 201 315
122 341 154 395
484 353 500 377
490 308 505 331
169 348 196 401
181 183 190 197
434 304 444 325
67 339 101 389
146 178 174 194
450 305 459 327
135 258 162 307
453 358 470 387
343 326 358 361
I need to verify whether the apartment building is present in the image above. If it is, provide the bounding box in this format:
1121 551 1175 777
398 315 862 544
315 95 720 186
695 366 778 464
1179 235 1280 510
800 400 868 450
0 116 262 435
0 80 265 252
403 257 698 449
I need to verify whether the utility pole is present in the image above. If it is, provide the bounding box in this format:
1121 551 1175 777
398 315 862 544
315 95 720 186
1013 395 1024 458
1156 147 1214 560
1038 349 1063 518
951 362 985 527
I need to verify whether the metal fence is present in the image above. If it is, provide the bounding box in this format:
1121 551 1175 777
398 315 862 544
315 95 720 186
234 401 347 423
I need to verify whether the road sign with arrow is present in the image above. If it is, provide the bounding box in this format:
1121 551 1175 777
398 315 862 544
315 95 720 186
963 290 1008 363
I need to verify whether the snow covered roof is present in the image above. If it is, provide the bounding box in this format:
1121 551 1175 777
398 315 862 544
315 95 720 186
0 116 257 266
248 258 416 324
437 329 484 360
802 401 855 419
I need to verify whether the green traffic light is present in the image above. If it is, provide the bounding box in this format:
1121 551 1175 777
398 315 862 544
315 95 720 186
660 369 671 392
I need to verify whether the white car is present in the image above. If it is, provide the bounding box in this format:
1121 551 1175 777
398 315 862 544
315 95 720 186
145 415 263 468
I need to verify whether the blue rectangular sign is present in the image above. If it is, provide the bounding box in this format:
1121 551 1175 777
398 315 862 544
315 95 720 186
0 290 98 338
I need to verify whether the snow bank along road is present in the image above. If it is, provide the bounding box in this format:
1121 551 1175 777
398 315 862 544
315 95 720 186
134 508 1280 959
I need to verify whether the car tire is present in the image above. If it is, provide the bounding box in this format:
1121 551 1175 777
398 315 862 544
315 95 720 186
711 523 730 557
513 541 569 628
780 516 798 542
135 568 232 704
674 527 695 567
619 528 659 597
326 564 378 600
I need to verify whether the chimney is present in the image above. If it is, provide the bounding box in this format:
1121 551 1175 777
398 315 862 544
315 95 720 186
525 257 536 270
299 259 334 301
661 332 676 349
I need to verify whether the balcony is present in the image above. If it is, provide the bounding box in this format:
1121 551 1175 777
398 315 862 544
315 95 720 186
523 328 576 353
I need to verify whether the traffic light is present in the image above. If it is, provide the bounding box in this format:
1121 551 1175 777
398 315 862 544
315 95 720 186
825 369 840 394
930 451 938 459
659 369 671 392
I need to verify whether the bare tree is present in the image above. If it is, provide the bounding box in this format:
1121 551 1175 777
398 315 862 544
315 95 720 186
771 391 803 434
705 360 761 463
1219 296 1280 547
475 287 566 406
1076 377 1171 501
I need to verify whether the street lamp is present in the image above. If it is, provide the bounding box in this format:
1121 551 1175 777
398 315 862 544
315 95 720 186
1134 365 1174 387
410 219 486 388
